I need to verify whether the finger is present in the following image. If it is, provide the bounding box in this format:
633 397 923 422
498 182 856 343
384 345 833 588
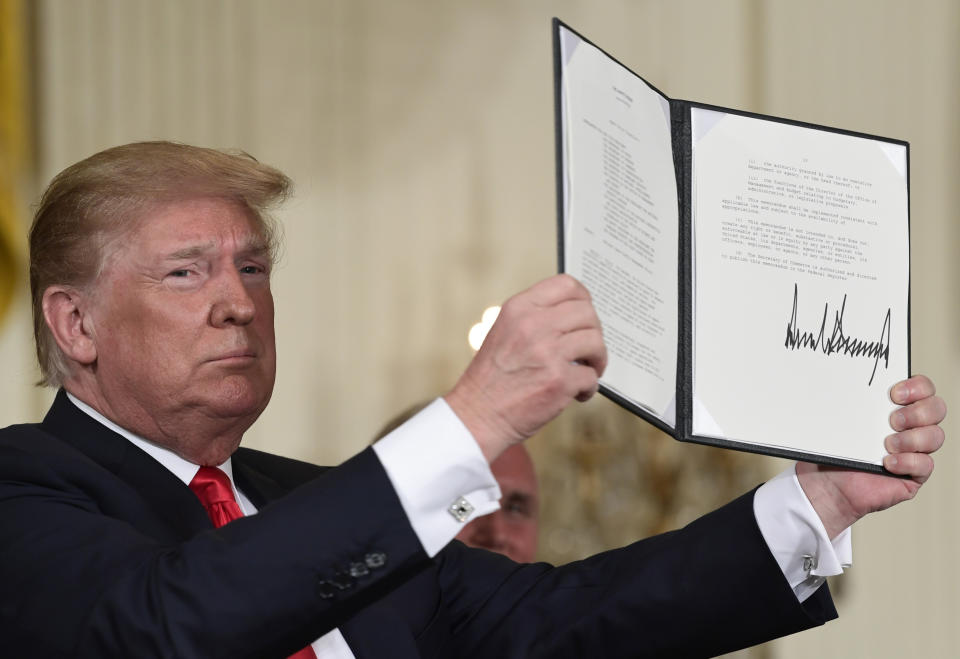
487 301 600 365
524 273 591 308
545 298 603 335
890 395 947 431
558 327 607 378
569 362 601 402
885 424 946 455
492 279 592 341
882 451 934 483
890 374 936 405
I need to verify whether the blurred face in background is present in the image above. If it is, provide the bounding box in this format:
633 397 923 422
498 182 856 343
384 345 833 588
455 444 539 563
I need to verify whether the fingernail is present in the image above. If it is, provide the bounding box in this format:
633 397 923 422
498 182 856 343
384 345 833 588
886 455 898 468
891 384 910 404
887 434 901 451
891 412 906 430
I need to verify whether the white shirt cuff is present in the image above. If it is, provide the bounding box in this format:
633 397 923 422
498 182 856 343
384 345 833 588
372 398 501 557
754 464 853 602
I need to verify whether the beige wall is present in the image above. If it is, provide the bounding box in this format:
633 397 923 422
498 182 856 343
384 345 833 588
1 0 957 655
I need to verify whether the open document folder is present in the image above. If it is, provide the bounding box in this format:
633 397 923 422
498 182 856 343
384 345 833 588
553 19 909 473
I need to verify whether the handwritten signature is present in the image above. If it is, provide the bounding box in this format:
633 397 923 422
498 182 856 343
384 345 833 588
783 283 891 386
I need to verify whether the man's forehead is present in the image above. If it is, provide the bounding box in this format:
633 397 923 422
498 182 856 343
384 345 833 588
492 452 538 499
128 198 268 254
498 476 537 499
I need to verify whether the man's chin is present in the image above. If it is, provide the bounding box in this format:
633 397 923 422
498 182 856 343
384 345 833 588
201 377 273 421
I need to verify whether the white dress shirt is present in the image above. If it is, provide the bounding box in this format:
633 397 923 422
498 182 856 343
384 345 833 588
67 393 851 658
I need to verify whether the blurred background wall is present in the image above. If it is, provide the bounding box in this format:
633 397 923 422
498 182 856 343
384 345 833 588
0 1 956 656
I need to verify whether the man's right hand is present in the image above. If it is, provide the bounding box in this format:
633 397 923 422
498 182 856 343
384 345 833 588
444 274 607 462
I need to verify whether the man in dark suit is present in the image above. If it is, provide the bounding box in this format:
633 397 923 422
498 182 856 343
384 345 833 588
0 141 945 658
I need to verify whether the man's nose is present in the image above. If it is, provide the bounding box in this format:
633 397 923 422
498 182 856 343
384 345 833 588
210 270 256 327
469 513 510 553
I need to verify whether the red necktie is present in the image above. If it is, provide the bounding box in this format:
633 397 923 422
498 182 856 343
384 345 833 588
189 466 244 527
188 466 318 659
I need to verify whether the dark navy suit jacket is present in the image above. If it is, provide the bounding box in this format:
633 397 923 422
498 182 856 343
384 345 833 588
0 391 837 658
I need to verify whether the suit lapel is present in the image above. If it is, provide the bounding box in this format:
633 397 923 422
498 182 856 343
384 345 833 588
232 451 291 507
42 390 213 540
230 446 330 506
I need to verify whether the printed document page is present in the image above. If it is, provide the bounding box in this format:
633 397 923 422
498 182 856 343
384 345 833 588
559 27 679 426
691 109 909 463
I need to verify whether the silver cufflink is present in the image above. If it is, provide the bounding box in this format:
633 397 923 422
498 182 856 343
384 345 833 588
448 496 474 523
802 554 818 573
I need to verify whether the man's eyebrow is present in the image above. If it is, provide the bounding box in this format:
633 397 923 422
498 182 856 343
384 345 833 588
162 239 271 261
240 241 271 258
164 243 215 260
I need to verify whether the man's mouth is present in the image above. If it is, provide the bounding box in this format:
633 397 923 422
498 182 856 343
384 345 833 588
208 349 257 363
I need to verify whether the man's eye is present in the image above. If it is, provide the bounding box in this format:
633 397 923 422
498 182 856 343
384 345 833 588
168 269 191 278
240 265 267 275
504 502 530 517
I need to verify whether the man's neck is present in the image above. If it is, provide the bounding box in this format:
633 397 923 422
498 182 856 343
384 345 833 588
64 392 255 514
62 381 247 466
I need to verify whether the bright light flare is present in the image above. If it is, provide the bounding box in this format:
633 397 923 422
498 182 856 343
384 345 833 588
468 305 501 351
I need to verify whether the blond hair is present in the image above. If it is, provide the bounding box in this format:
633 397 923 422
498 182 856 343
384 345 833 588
29 141 291 387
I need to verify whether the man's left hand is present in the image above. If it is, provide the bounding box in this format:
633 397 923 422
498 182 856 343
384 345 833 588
796 374 946 539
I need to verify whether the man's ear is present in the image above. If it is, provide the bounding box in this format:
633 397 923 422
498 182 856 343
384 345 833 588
42 286 98 366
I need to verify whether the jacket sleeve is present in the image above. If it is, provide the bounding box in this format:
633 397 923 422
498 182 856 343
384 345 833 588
431 488 837 659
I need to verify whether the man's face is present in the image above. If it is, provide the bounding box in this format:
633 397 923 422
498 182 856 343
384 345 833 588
82 197 276 459
455 444 539 562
